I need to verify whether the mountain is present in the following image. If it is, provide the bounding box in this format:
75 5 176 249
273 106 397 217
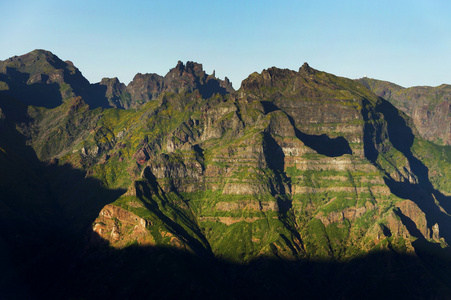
0 50 233 110
358 77 451 146
0 49 98 108
1 50 451 299
98 60 234 109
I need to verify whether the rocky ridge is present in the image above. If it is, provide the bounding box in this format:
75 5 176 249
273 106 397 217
0 50 234 110
1 50 451 298
100 60 234 109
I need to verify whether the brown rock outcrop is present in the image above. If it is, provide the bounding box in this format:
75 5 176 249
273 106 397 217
92 204 153 247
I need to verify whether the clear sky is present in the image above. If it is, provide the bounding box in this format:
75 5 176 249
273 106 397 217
1 0 450 89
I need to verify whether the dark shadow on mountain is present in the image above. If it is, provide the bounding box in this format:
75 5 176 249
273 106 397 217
262 132 293 200
0 93 32 123
88 83 112 109
0 67 112 109
192 144 205 170
263 102 352 157
0 69 63 108
261 132 294 218
0 102 125 298
139 168 213 258
296 130 353 157
263 132 285 172
261 100 280 114
363 97 451 244
380 223 392 237
276 195 293 215
396 204 451 278
198 78 229 99
361 99 379 163
394 208 424 239
139 194 213 258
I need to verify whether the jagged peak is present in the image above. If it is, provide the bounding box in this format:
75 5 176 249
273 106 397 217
167 60 205 79
185 61 203 70
174 60 184 71
299 62 316 75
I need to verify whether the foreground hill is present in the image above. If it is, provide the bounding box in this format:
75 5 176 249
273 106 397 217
1 50 451 299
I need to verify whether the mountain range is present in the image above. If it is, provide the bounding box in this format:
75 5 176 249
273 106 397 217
1 50 451 299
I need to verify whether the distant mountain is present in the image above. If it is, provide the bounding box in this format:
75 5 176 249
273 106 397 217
0 50 234 110
99 60 234 109
1 51 451 299
358 77 451 146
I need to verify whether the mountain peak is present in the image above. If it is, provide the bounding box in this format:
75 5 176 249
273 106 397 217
175 60 184 71
167 60 205 79
28 49 55 57
0 49 93 108
299 62 316 75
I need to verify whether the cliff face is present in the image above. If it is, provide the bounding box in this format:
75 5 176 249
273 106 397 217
70 63 448 262
1 51 451 298
358 77 451 146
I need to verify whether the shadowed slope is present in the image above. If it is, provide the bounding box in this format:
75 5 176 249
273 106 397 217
0 95 125 298
363 97 451 244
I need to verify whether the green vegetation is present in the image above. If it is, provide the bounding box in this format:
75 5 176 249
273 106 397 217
412 138 451 194
0 81 9 91
1 54 450 275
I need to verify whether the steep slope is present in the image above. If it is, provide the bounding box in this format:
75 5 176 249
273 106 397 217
2 56 451 298
0 49 109 108
358 77 451 146
20 62 449 262
94 77 129 108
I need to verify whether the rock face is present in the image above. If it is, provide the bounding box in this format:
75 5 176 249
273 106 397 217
93 61 235 109
92 204 153 247
122 61 234 108
82 63 451 262
2 52 451 298
93 60 235 109
96 77 129 108
126 73 164 107
358 77 451 145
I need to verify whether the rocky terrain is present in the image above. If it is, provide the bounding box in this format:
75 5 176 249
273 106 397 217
1 50 451 299
0 50 233 109
358 77 451 146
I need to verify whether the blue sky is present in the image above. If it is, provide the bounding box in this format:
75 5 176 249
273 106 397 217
1 0 450 88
